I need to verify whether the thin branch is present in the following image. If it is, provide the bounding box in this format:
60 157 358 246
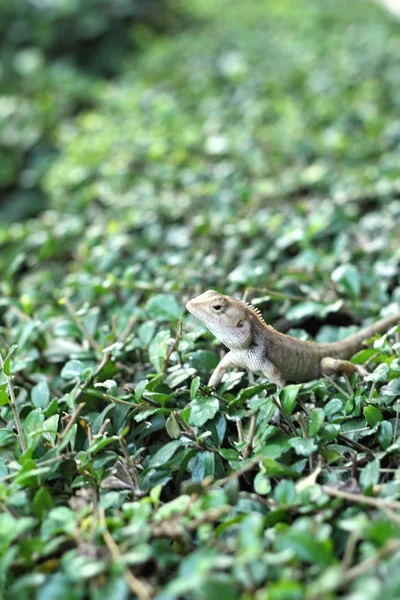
323 374 352 399
63 298 100 354
243 412 258 459
162 317 183 373
341 539 400 587
58 402 85 444
322 485 400 510
99 507 152 600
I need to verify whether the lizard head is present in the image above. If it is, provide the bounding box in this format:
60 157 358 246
186 290 253 349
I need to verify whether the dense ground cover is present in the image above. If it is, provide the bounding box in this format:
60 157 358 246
1 0 400 598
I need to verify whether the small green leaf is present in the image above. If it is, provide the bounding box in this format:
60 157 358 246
166 413 181 439
377 421 392 450
135 379 148 401
32 379 50 409
262 457 300 478
190 376 201 400
273 479 296 505
148 330 170 373
148 440 181 468
280 384 301 415
94 379 118 395
33 487 54 519
189 396 219 427
0 383 9 406
190 451 215 482
254 471 271 495
288 437 318 456
275 531 334 565
381 378 400 399
61 360 86 380
23 409 44 450
146 294 181 321
360 458 380 490
3 344 18 376
309 408 325 437
364 405 383 427
331 263 361 299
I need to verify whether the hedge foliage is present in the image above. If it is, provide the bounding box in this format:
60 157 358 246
1 0 400 598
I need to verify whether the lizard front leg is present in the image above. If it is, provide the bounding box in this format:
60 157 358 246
208 352 236 387
320 357 368 379
261 358 286 388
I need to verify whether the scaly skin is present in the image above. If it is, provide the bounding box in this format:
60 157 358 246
186 290 400 388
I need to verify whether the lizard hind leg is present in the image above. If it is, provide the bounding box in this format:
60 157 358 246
320 357 368 379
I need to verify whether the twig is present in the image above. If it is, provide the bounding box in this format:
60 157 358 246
243 412 258 459
59 402 85 444
342 530 360 571
341 539 400 587
119 435 142 492
0 352 26 453
63 298 101 354
323 374 352 399
162 317 183 373
117 316 137 343
75 352 110 403
236 419 245 445
337 434 374 458
99 507 152 600
322 485 400 510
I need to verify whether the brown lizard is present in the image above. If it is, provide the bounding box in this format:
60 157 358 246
186 290 400 388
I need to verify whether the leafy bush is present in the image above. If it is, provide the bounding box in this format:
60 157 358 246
1 0 400 598
0 0 183 221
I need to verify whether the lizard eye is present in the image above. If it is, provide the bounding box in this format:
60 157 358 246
212 304 222 312
236 320 244 328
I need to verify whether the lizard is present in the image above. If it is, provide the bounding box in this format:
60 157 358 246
186 290 400 388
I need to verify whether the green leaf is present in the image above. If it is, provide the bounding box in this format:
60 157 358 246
23 408 45 450
190 451 215 481
309 408 325 437
32 379 50 409
135 379 148 401
146 294 181 321
273 479 297 505
3 344 18 376
253 471 271 495
148 440 181 468
148 330 170 373
381 378 400 399
0 383 10 406
61 359 86 379
331 263 361 299
364 405 383 427
377 421 393 450
280 384 301 415
262 457 300 478
365 363 390 383
190 375 201 400
360 458 380 490
33 487 54 518
288 437 318 456
189 396 219 427
275 531 334 566
42 414 59 445
166 413 181 439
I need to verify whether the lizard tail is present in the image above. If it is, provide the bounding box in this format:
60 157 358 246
325 311 400 360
